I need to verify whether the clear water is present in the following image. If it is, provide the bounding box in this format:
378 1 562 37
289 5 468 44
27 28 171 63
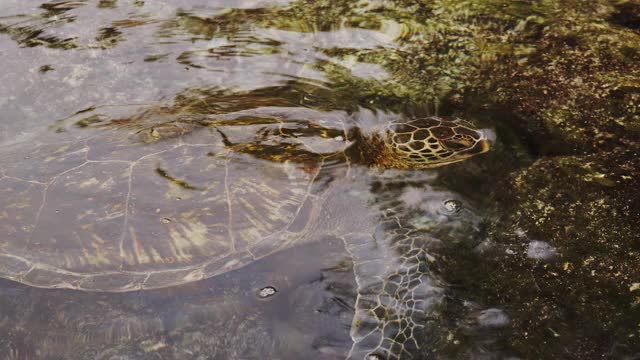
1 1 638 359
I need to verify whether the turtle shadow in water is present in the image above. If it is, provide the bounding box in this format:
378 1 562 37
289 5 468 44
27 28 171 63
0 236 356 360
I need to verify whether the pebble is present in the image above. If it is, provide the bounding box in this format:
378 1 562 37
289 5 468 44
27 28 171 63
258 286 277 299
527 240 556 260
477 308 509 328
443 199 463 213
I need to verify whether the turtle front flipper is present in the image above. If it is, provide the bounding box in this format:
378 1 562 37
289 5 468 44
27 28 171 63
343 222 445 360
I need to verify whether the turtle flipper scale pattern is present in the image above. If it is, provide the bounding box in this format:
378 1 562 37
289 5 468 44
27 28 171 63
343 219 444 359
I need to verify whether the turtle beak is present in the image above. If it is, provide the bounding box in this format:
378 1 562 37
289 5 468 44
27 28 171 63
478 138 491 154
460 136 490 156
475 128 493 154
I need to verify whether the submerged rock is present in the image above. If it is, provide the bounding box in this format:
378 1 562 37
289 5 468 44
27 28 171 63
440 148 640 359
258 286 278 299
526 240 556 260
477 308 509 328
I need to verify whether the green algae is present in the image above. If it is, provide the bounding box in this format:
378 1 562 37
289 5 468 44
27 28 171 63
437 148 640 359
150 0 639 154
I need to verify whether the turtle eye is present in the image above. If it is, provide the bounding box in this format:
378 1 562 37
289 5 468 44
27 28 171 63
441 140 470 151
455 126 482 140
441 134 475 151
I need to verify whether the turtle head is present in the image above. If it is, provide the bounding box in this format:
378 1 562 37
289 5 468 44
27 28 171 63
372 116 490 169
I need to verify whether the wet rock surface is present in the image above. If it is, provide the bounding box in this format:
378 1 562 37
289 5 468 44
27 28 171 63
439 148 640 359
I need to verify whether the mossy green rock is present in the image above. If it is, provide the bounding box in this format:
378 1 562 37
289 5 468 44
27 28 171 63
440 148 640 358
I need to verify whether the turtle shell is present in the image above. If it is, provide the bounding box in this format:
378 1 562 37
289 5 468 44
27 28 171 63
0 122 327 291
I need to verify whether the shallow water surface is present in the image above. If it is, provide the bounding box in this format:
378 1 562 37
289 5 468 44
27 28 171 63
1 1 639 359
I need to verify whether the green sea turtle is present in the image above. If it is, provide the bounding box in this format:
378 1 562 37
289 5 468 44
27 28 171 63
0 107 489 359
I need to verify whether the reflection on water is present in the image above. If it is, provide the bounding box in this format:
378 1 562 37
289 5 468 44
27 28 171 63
1 0 638 359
